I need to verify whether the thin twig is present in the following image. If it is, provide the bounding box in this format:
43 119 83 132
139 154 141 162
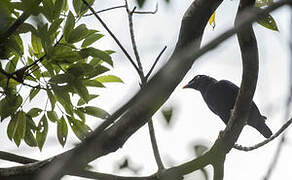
81 0 140 75
133 3 158 15
125 0 144 79
146 46 167 79
234 117 292 151
148 119 165 170
82 5 126 17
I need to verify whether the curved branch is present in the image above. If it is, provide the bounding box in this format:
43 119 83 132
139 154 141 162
234 117 292 151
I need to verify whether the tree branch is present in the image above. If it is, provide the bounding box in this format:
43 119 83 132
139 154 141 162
145 46 167 80
234 117 292 151
80 0 140 76
19 1 291 180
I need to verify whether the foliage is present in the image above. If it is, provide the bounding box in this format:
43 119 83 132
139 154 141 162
208 0 279 31
0 0 123 150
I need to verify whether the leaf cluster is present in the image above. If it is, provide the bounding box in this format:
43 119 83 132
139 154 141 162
0 0 123 150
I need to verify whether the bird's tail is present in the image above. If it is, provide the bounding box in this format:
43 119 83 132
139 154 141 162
256 116 272 138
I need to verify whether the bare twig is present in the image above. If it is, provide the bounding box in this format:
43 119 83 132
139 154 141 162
82 5 126 17
234 117 292 151
81 0 140 75
148 119 164 170
133 3 158 15
146 46 167 79
125 0 145 79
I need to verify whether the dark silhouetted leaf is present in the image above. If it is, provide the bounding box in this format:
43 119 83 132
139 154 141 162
67 24 88 43
77 94 99 106
256 13 278 31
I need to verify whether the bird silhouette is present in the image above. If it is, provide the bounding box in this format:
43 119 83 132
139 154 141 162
183 75 272 138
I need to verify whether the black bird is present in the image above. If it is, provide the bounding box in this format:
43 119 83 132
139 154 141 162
183 75 272 138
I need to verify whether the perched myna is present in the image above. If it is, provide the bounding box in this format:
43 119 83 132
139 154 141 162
183 75 272 138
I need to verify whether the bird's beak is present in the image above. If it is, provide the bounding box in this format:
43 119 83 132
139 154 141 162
182 84 189 89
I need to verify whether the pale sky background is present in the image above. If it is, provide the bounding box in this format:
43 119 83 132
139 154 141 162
0 0 292 180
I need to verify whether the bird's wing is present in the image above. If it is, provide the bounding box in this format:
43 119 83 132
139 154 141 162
203 80 239 123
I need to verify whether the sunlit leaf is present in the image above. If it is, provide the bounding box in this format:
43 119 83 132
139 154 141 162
94 75 123 83
208 12 216 29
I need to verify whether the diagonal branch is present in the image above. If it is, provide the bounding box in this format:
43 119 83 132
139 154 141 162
81 0 140 75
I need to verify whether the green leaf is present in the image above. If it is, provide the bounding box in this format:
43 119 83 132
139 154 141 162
136 0 146 8
256 13 278 31
57 116 68 146
77 94 99 106
81 33 103 48
29 88 40 101
24 128 37 147
72 80 90 103
0 95 22 121
17 23 37 34
27 108 42 117
74 108 85 122
47 90 56 110
48 18 63 35
52 85 73 114
83 79 104 87
36 115 48 150
31 33 42 55
67 63 94 77
79 106 110 119
161 107 173 125
8 111 26 146
67 116 92 140
80 47 113 66
94 75 123 83
47 111 58 122
63 11 75 42
73 0 82 16
67 24 89 43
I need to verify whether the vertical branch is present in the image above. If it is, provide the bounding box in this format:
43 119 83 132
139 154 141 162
212 162 224 180
124 0 165 170
148 119 165 170
124 0 144 80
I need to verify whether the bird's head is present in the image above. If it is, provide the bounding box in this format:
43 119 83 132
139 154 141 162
183 75 216 91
